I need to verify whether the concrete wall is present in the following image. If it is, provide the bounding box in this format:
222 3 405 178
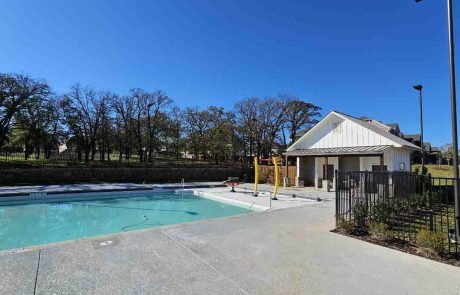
0 167 252 185
296 157 314 186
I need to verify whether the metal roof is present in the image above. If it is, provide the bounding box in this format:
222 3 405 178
285 145 391 157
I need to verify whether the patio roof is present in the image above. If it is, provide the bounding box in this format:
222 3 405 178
285 145 391 157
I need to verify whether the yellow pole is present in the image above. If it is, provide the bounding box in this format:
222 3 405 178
253 156 259 196
272 156 279 199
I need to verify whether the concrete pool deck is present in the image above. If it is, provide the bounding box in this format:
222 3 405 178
1 186 459 294
193 185 327 211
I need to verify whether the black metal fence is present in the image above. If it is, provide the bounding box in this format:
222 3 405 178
336 170 459 258
0 150 243 169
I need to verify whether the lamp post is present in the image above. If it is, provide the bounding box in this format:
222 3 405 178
416 0 460 238
413 85 425 172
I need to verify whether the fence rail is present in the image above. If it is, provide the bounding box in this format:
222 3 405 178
0 150 244 169
336 170 459 258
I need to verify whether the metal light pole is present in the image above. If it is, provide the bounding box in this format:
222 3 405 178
413 85 425 172
416 0 460 238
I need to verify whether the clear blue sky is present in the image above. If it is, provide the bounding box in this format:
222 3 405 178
0 0 457 146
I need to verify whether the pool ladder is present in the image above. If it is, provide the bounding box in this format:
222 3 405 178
181 178 185 190
249 191 272 210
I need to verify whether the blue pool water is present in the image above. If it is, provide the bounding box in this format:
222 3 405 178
0 191 252 251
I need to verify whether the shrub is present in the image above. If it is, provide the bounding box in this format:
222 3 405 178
353 200 368 228
421 166 428 176
337 216 353 233
393 198 410 214
371 199 392 223
408 193 427 209
417 229 445 255
369 221 392 241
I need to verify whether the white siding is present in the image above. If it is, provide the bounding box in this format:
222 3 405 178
355 149 410 172
289 113 396 150
384 147 411 172
359 156 381 171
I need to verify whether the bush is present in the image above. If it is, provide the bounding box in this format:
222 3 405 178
417 229 445 255
353 200 368 228
337 216 353 233
369 221 392 241
371 199 392 223
393 198 410 214
421 166 428 176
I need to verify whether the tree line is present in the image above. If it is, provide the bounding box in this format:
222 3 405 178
0 73 321 164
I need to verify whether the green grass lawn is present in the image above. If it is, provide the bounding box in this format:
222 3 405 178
412 164 455 178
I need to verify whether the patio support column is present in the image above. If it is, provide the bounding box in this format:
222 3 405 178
323 156 330 192
380 154 384 171
325 156 328 181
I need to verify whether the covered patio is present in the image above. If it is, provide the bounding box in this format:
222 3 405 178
285 146 390 190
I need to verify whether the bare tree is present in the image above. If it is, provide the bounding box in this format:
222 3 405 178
440 143 455 166
0 73 50 148
112 94 137 162
61 84 104 162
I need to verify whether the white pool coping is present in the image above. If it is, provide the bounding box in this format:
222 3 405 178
190 190 269 211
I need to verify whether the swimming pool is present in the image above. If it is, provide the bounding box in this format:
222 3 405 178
0 190 253 251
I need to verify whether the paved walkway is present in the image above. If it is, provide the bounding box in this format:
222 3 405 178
1 189 459 294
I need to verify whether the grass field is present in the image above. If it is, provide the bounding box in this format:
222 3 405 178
412 164 455 178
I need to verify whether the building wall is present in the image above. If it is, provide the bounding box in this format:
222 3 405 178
315 157 338 188
359 156 381 171
384 147 411 172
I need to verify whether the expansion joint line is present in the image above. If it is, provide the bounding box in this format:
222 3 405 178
162 231 249 295
33 249 42 295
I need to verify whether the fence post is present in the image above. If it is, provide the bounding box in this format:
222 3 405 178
364 170 369 214
348 172 353 221
428 173 434 231
335 170 339 227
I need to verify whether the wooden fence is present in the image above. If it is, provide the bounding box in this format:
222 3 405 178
258 165 297 186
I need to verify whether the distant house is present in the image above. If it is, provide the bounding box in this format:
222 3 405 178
285 111 419 190
402 135 442 164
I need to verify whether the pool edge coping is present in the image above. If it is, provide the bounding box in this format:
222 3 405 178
0 183 227 198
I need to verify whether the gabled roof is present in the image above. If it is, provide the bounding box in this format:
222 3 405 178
404 134 421 141
287 110 419 152
334 111 419 149
386 123 399 129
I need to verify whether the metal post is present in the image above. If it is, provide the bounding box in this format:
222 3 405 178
413 85 424 171
419 88 425 171
285 154 289 186
447 0 460 238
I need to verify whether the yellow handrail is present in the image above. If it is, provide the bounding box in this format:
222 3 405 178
272 156 279 198
253 157 259 196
